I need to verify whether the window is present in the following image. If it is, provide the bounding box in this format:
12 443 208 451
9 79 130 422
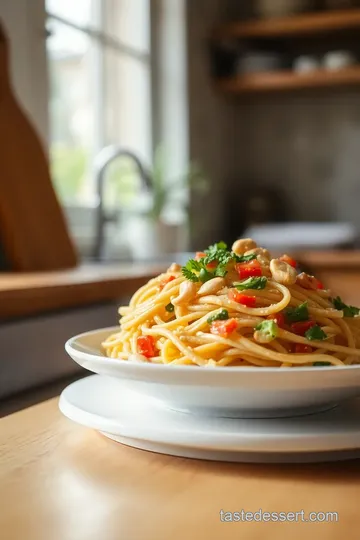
46 0 152 207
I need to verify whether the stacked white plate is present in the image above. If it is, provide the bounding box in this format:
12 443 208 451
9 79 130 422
61 327 360 463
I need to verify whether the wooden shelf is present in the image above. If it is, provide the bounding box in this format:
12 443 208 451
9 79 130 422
213 9 360 39
216 66 360 94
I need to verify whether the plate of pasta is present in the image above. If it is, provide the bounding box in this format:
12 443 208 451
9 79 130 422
65 239 360 418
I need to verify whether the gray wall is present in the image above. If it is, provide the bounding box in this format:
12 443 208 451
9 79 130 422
186 1 360 245
186 0 239 248
235 92 360 227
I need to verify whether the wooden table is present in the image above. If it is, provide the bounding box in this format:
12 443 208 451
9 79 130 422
1 398 360 540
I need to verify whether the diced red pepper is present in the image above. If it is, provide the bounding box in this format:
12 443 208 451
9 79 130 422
159 275 176 290
206 260 218 270
290 320 316 336
294 343 313 354
235 259 262 280
210 318 238 337
228 290 257 307
137 335 157 358
315 278 324 289
267 313 286 328
279 254 297 268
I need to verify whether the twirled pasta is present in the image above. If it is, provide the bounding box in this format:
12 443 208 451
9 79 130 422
102 240 360 368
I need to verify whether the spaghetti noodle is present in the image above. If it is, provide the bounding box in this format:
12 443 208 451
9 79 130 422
102 239 360 368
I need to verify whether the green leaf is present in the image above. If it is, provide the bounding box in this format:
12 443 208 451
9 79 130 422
254 320 278 341
331 296 360 318
313 361 331 367
235 277 267 291
207 309 229 324
165 303 174 313
305 325 327 341
199 268 213 283
214 265 228 278
181 267 199 282
284 302 309 323
233 253 257 263
186 259 202 272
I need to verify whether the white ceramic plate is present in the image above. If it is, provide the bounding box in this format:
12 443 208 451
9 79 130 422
65 327 360 418
59 375 360 463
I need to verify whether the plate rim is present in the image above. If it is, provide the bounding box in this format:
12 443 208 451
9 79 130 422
59 375 360 454
65 326 360 374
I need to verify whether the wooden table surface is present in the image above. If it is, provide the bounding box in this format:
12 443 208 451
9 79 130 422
1 398 360 539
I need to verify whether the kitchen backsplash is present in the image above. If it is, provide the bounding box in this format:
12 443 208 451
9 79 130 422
187 0 360 246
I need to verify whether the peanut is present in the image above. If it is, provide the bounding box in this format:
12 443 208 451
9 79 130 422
198 277 226 297
270 258 297 286
232 238 257 256
172 281 197 305
296 272 319 290
167 262 181 273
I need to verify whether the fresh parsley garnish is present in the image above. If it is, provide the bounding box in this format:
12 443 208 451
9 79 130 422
207 309 229 325
182 241 258 283
284 302 309 323
165 302 174 313
313 361 331 367
305 324 327 341
233 253 257 263
254 320 278 341
235 276 267 291
331 296 360 318
181 266 200 282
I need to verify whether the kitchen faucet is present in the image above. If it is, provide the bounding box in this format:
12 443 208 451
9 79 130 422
93 146 152 260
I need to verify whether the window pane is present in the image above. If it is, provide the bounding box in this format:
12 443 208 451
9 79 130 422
47 19 96 204
46 0 95 26
104 0 150 54
104 48 152 209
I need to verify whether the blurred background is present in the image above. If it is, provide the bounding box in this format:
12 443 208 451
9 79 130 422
2 0 360 264
2 0 360 410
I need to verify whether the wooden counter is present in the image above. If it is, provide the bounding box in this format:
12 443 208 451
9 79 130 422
1 251 360 321
0 262 165 320
1 398 360 540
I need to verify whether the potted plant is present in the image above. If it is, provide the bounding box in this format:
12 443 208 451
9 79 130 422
113 147 208 260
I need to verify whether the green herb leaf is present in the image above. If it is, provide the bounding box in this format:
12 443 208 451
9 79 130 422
305 325 327 341
214 265 228 278
199 268 214 283
331 296 360 318
235 276 267 291
186 259 202 272
254 320 278 341
165 302 174 313
284 302 309 323
181 267 199 282
207 309 229 324
313 361 331 367
233 253 257 263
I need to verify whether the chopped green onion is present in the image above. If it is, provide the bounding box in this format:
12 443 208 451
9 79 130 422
284 302 309 323
199 268 213 283
305 325 327 341
233 253 257 263
254 320 278 342
331 296 360 318
207 309 229 325
235 276 267 291
313 361 331 367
